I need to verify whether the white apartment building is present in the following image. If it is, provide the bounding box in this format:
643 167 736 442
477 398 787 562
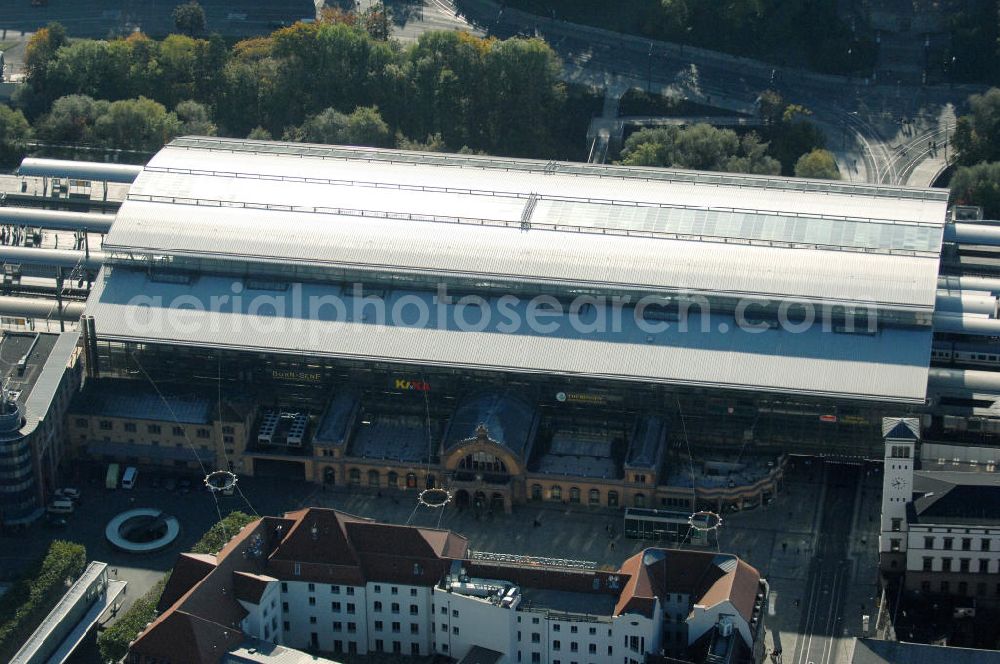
879 418 1000 605
130 507 768 664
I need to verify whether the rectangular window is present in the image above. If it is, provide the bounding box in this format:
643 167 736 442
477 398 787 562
890 538 901 552
532 633 540 644
99 420 112 430
410 623 419 634
172 426 183 436
332 602 341 612
374 585 381 593
333 622 342 632
392 622 400 633
453 626 459 635
983 539 991 552
347 603 356 614
409 604 418 615
962 538 972 551
293 563 301 576
924 536 934 549
331 585 340 594
308 597 315 606
308 583 315 592
282 602 288 612
553 640 561 651
375 621 383 631
980 559 989 573
923 557 933 571
942 558 952 572
125 422 137 432
410 588 418 597
281 583 288 593
960 558 970 573
347 587 355 596
944 538 954 550
891 518 902 532
391 603 399 614
197 428 210 438
347 623 356 634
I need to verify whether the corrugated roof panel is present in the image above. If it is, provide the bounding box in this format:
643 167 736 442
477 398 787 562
86 269 933 403
105 200 940 310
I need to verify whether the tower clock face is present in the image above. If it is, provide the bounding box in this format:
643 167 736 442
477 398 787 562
892 477 905 489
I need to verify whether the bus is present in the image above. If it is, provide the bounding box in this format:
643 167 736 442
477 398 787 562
622 507 709 546
106 463 120 490
122 466 138 490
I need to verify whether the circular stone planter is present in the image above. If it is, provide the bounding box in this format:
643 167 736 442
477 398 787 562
105 508 181 553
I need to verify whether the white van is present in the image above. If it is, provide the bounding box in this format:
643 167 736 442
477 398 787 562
122 466 138 490
47 498 74 514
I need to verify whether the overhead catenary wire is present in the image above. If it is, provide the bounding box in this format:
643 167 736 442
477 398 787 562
131 351 224 527
218 356 260 518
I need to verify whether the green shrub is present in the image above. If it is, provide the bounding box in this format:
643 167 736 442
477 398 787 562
97 511 257 662
0 540 87 660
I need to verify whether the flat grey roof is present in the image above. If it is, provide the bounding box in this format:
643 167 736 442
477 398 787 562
102 137 948 311
86 268 934 403
519 586 617 616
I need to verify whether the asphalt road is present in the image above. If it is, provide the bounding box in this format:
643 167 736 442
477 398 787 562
790 462 859 664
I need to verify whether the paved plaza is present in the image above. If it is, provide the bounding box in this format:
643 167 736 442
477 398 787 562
1 456 884 664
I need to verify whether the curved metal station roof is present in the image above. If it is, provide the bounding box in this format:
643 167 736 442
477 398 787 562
103 137 949 312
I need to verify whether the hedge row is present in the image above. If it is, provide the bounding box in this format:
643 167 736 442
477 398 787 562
0 540 87 660
97 511 256 662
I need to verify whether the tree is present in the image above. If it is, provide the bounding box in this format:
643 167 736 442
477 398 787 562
0 104 32 165
619 124 780 174
92 97 182 151
290 105 391 147
173 1 206 37
361 3 391 41
950 161 1000 217
24 22 67 89
953 88 1000 165
247 126 272 140
175 99 216 135
34 94 109 144
794 148 841 179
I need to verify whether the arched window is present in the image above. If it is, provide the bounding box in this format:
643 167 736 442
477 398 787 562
348 468 361 485
569 487 581 503
458 451 509 474
387 471 398 488
550 485 562 501
634 493 646 508
608 490 619 507
367 469 380 487
589 488 600 505
406 473 417 488
531 484 542 501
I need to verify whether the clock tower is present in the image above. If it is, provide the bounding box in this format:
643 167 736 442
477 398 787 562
879 417 918 572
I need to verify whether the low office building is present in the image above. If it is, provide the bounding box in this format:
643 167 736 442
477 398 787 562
67 378 254 475
878 418 1000 605
128 507 768 664
0 330 82 529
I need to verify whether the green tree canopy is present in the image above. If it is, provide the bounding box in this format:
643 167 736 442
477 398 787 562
619 124 780 175
92 97 182 151
0 104 32 165
950 161 1000 217
289 105 391 147
954 88 1000 165
173 1 206 37
794 148 841 179
175 99 217 136
34 94 109 143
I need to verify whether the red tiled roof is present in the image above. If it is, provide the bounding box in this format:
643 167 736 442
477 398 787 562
614 549 761 620
129 610 244 664
232 571 276 605
156 553 218 613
